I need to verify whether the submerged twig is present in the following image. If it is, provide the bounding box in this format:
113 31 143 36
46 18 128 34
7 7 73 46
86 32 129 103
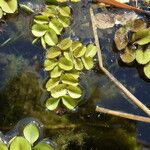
96 106 150 123
90 7 150 121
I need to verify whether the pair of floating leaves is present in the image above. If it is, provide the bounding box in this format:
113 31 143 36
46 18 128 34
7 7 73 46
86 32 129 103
44 38 97 110
0 0 17 19
46 95 78 110
32 5 71 48
50 84 82 99
0 123 53 150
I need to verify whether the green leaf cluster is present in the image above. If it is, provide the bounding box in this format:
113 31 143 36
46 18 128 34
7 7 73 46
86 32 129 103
44 38 97 110
0 0 18 19
0 123 54 150
31 5 71 48
114 19 150 79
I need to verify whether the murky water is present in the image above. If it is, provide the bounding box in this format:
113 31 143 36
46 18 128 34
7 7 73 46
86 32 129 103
0 0 150 149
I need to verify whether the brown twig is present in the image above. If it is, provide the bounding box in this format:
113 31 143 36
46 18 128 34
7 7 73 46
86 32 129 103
90 7 150 120
96 106 150 123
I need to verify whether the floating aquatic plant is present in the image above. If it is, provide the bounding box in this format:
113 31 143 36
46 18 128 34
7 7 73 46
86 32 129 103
0 119 54 150
31 5 71 48
44 38 97 110
114 19 150 79
0 0 18 19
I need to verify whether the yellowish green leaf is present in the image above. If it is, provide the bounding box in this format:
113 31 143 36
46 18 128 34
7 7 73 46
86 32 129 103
59 57 73 71
74 58 83 70
67 85 82 99
44 29 58 46
70 41 82 51
50 66 63 78
9 137 31 150
0 0 17 13
62 96 77 110
136 47 150 64
85 44 97 58
58 38 72 50
51 84 67 98
58 15 70 28
23 124 39 145
32 24 49 37
46 46 61 59
81 56 94 70
49 18 63 35
44 59 58 71
46 98 60 111
46 78 59 91
58 6 71 17
73 46 86 58
61 74 78 86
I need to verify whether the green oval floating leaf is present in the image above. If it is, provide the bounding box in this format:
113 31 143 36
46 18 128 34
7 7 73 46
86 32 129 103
32 24 49 37
51 84 67 98
81 56 94 70
0 142 8 150
74 58 83 70
58 38 72 50
33 142 53 150
34 15 49 23
64 51 74 61
49 18 63 35
0 0 17 13
46 78 59 91
50 66 63 78
58 6 71 17
70 41 82 51
46 98 60 111
58 15 70 28
59 57 73 71
144 62 150 79
132 29 150 45
46 46 61 59
44 29 58 46
120 47 135 63
61 74 78 86
65 71 80 79
44 59 58 71
85 44 97 58
73 46 86 58
23 124 39 145
136 47 150 65
67 85 82 99
9 137 31 150
62 96 77 110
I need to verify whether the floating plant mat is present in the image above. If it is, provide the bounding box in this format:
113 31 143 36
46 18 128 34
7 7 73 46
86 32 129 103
1 0 150 149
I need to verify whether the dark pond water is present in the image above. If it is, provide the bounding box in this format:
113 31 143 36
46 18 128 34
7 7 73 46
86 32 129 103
0 0 150 149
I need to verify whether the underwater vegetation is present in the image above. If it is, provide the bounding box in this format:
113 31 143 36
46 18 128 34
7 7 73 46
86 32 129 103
0 118 55 150
0 0 18 19
44 38 97 110
31 4 71 48
114 18 150 79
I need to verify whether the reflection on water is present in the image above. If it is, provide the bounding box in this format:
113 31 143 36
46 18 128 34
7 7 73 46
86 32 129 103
0 0 150 149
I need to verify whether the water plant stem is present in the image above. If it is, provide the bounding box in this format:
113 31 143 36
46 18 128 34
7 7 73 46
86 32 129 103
90 7 150 119
96 106 150 123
